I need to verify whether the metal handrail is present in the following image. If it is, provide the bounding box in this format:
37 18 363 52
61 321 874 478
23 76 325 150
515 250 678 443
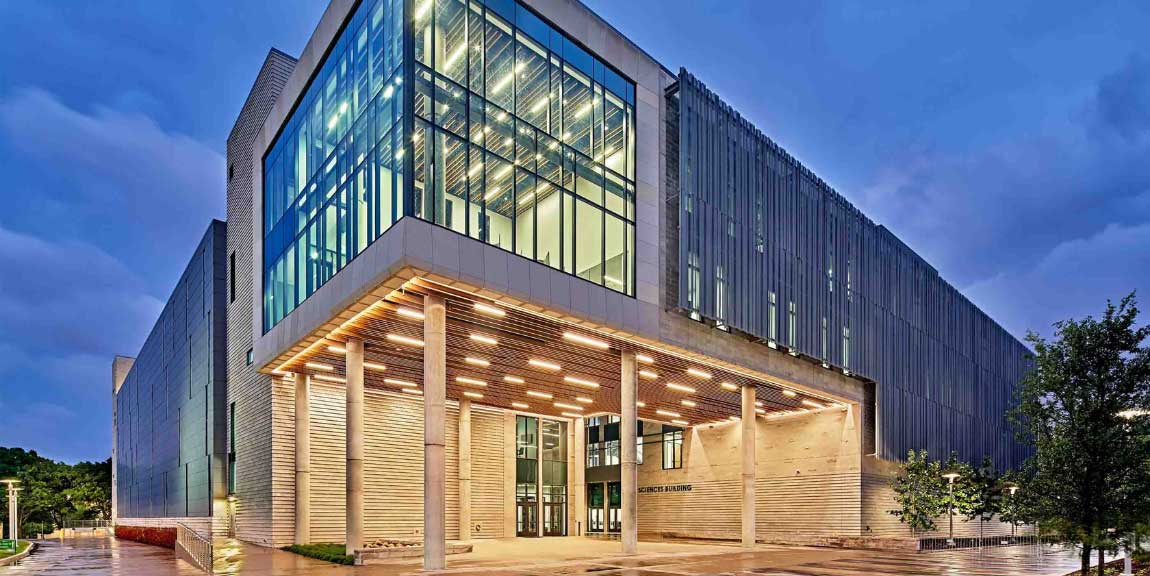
175 522 214 573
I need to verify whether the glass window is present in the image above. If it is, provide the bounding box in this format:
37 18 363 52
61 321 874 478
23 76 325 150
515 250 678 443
662 430 683 469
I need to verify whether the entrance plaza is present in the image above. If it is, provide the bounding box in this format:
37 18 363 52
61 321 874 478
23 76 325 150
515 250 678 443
1 537 1101 576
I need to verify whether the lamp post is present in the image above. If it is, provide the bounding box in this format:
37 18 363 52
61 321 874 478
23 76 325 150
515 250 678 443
942 471 961 546
1 479 19 544
1005 484 1020 539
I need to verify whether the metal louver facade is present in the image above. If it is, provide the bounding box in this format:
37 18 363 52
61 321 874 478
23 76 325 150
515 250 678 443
671 69 1032 469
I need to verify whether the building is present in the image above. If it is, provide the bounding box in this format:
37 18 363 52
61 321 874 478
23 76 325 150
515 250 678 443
114 0 1032 565
112 221 228 536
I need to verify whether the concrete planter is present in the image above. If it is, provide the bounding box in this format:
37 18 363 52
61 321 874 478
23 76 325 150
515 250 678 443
0 541 36 566
354 541 472 565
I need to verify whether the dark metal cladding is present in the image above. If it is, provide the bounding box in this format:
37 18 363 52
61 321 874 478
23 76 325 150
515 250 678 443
671 69 1032 469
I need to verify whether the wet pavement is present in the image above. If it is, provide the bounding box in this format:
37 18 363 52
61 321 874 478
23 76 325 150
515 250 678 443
0 536 1102 575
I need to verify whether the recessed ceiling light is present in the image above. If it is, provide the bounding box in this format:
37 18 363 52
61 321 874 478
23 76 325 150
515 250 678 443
456 376 487 387
802 399 825 409
527 390 553 399
636 354 654 364
656 409 681 418
639 370 659 380
503 375 524 384
686 368 712 379
387 334 425 347
782 390 797 398
383 378 416 387
636 401 646 408
554 402 583 411
560 411 583 418
474 302 506 317
463 391 483 399
363 361 387 372
563 331 609 349
755 408 766 414
563 376 600 388
720 382 738 391
464 357 490 367
528 359 561 371
470 333 498 345
680 400 696 407
402 388 423 395
305 362 334 371
671 419 690 426
512 402 530 409
575 396 593 404
327 345 347 354
312 374 346 384
396 307 425 320
755 401 764 407
729 415 740 421
666 383 696 393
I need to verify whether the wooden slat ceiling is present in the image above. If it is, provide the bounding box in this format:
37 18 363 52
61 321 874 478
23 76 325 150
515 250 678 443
273 280 844 425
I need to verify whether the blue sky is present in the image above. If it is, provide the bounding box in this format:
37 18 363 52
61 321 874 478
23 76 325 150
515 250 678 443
0 1 1147 462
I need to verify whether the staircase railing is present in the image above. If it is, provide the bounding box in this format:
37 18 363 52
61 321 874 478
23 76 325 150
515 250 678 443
175 522 213 573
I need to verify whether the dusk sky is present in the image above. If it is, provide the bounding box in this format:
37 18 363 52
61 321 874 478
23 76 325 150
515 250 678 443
1 1 1147 463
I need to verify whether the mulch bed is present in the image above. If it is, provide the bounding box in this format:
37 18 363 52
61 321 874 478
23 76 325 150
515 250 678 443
1062 558 1149 576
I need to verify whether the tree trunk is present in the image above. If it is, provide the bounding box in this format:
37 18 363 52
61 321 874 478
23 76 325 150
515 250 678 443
1098 547 1105 576
1083 545 1093 576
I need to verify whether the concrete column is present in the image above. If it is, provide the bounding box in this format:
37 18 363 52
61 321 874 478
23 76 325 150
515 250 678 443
620 352 638 554
458 398 472 542
571 416 586 536
295 373 312 545
602 482 610 534
345 339 364 556
741 385 757 548
536 417 544 538
423 294 447 570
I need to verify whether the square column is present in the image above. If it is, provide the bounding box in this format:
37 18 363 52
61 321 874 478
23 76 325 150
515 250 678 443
423 293 447 570
458 398 472 542
570 416 585 536
620 352 638 554
741 385 757 547
345 339 364 556
295 374 312 545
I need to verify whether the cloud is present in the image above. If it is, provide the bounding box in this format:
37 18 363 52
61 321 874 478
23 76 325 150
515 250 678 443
1095 54 1150 142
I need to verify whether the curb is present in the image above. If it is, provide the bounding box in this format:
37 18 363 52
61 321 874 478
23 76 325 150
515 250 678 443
0 541 37 566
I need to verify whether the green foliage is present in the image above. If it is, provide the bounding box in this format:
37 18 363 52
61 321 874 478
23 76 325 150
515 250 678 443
888 449 948 534
282 543 355 565
0 541 30 559
0 447 112 534
1009 293 1150 574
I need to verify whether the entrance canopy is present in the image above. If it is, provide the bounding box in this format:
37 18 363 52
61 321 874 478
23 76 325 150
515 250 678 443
266 277 845 425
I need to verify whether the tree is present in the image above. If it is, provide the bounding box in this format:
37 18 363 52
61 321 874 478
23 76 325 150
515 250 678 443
0 448 112 535
889 450 948 535
959 456 1003 542
1009 293 1150 576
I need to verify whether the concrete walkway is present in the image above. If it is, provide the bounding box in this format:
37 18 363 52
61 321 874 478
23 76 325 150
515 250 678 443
2 536 1103 575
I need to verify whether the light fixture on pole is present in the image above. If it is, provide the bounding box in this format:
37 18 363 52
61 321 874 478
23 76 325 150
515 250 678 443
1004 483 1021 539
1 478 19 544
941 471 961 546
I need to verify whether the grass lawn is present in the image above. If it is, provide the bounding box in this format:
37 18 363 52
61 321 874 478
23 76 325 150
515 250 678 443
0 541 31 560
1062 558 1149 576
281 543 355 565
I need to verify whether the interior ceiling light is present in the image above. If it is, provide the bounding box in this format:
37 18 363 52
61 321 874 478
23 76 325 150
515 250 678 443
554 402 583 411
503 375 525 384
636 401 646 408
528 358 561 371
305 362 334 371
474 302 506 317
512 402 530 409
383 378 416 388
562 331 609 349
386 334 425 347
402 388 423 395
755 408 766 414
782 390 797 398
720 382 739 391
681 400 697 407
639 370 658 380
563 376 600 388
396 307 425 320
635 354 654 364
802 399 825 409
666 383 696 394
470 333 498 345
656 409 681 418
686 368 713 379
456 376 487 387
755 401 764 407
363 361 387 372
327 345 347 354
527 390 553 399
560 411 582 418
671 419 690 426
463 391 483 399
313 374 346 384
575 396 593 404
464 357 490 367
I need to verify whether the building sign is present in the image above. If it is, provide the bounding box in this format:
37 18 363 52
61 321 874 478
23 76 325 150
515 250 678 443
638 484 693 494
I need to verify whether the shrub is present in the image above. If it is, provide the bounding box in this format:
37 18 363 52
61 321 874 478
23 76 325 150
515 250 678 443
282 543 355 565
114 525 176 549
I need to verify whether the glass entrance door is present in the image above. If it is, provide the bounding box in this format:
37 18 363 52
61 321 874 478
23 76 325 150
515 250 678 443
607 481 622 533
543 499 566 536
587 483 604 532
516 497 538 537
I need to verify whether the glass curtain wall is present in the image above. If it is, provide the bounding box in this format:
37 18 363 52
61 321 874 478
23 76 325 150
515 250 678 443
515 415 538 536
263 0 405 331
541 419 567 536
412 0 636 294
263 0 637 332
